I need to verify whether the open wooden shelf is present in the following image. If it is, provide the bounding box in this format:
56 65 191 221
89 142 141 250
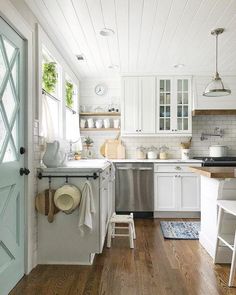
80 112 121 117
192 109 236 116
80 128 120 131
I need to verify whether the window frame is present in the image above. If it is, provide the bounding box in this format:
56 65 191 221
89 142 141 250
36 24 80 141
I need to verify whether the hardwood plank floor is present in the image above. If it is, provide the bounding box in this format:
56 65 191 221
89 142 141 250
10 219 236 295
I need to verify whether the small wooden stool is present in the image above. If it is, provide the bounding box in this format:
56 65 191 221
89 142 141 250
107 213 136 248
215 200 236 287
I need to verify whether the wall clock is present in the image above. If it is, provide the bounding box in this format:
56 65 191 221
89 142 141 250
95 84 107 96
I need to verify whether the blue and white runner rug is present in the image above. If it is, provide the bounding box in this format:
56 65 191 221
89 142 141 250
160 221 200 240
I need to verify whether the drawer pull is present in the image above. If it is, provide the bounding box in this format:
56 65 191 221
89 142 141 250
175 166 181 170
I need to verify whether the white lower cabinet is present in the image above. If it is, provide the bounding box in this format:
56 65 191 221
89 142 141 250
154 169 200 212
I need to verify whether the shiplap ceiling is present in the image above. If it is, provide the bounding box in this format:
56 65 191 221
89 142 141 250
25 0 236 79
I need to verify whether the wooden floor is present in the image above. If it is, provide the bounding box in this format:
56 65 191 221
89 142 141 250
10 219 236 295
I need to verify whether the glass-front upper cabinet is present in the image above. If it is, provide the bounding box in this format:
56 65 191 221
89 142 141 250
158 79 171 131
157 77 192 135
177 79 190 131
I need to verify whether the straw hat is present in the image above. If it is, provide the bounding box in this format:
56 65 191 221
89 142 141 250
54 184 81 213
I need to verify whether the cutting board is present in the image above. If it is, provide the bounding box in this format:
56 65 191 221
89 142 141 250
105 139 119 159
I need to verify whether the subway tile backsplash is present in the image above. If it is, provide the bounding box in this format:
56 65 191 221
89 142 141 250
82 115 236 159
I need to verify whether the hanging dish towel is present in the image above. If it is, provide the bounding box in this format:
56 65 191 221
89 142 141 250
78 181 95 234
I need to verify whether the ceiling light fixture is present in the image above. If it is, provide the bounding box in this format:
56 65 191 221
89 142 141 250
99 28 115 37
108 64 119 70
173 64 185 68
76 54 86 61
203 28 231 97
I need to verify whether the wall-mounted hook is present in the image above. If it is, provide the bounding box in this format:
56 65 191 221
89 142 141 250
65 176 69 183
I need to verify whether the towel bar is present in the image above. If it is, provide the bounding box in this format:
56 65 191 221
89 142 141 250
37 172 98 180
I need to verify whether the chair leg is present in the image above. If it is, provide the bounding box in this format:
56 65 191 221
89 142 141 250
112 223 115 238
131 220 136 239
214 206 224 263
107 223 112 248
229 230 236 287
129 223 134 249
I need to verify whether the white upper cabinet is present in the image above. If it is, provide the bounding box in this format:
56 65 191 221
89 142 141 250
156 77 192 135
122 76 156 135
122 76 192 136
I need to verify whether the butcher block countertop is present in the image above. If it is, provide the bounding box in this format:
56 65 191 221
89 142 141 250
190 167 236 178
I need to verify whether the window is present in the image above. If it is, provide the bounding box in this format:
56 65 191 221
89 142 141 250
41 47 62 140
65 75 80 141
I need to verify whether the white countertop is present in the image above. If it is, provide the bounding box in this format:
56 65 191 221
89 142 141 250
38 159 111 174
111 159 203 163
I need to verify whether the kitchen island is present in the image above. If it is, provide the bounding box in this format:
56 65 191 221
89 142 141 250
190 167 236 263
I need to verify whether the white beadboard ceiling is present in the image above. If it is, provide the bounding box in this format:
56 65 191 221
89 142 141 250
25 0 236 79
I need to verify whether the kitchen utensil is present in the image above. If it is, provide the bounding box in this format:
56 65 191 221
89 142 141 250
113 119 120 129
80 119 86 128
54 184 81 214
147 151 157 159
209 145 228 157
181 149 190 160
117 140 125 159
42 141 66 168
95 119 103 128
104 118 110 128
159 152 168 160
35 189 60 218
87 118 94 128
180 138 192 149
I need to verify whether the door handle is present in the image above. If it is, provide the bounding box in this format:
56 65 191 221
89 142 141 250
19 168 30 176
20 147 26 154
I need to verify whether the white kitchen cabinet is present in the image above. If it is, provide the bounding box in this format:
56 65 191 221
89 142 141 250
154 173 177 211
154 164 200 212
122 76 156 135
156 77 192 135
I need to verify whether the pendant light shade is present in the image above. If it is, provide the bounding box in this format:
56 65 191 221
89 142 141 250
203 28 231 97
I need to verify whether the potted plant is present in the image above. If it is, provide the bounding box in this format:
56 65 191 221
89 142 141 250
42 62 57 93
74 151 81 160
83 137 94 159
66 81 74 108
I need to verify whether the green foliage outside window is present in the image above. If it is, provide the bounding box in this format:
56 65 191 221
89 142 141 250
42 62 57 93
66 81 74 108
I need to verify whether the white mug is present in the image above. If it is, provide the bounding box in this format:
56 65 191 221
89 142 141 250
95 119 103 128
113 119 120 129
80 119 86 128
87 118 94 128
104 118 110 128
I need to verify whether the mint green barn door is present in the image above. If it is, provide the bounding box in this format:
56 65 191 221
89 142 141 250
0 17 26 295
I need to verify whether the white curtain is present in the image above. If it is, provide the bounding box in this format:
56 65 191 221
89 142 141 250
41 93 56 142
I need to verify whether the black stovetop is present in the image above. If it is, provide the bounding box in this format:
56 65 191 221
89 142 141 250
193 157 236 167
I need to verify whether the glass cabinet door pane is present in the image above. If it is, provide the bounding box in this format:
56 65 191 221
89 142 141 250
160 94 164 104
166 119 170 130
183 79 188 91
158 79 171 131
160 106 164 117
160 119 164 130
177 106 182 117
183 106 188 117
183 92 188 104
166 93 170 104
177 80 182 91
177 118 182 130
183 118 188 130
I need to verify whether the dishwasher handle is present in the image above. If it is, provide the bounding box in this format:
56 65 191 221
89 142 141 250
117 167 153 171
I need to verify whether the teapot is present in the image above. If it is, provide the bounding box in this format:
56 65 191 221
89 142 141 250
42 140 66 168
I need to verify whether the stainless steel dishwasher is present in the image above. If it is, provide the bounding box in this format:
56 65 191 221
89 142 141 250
115 163 154 217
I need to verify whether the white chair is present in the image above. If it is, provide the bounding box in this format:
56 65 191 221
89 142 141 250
107 213 136 249
215 200 236 287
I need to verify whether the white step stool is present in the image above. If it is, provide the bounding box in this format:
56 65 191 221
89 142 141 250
215 200 236 287
107 213 136 249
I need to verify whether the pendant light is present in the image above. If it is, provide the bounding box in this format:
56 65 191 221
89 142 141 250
203 28 231 97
